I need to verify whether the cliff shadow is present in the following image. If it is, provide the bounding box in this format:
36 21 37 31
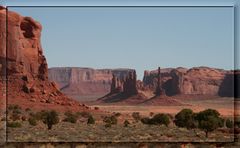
162 79 178 96
218 73 235 97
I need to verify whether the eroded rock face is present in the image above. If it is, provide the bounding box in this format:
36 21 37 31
122 71 138 96
143 67 237 97
1 10 47 80
0 8 87 111
97 70 147 104
48 67 134 98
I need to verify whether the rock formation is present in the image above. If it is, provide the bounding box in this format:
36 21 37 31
110 74 122 94
122 71 138 96
0 8 88 111
97 70 147 104
48 67 134 100
143 67 238 98
154 67 166 96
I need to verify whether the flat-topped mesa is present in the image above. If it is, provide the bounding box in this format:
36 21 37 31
143 67 238 97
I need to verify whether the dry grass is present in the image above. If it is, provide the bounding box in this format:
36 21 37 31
7 121 234 142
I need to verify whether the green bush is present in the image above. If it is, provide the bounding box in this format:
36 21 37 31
11 113 21 121
195 109 224 137
87 115 95 124
114 112 121 117
41 110 59 130
7 121 22 128
226 119 233 128
21 115 27 121
63 111 78 123
103 115 118 125
28 117 37 126
105 123 112 128
132 112 141 122
235 118 240 128
13 108 22 113
175 109 197 129
149 112 154 117
141 113 170 126
151 113 170 126
124 120 130 127
8 104 21 111
141 117 152 124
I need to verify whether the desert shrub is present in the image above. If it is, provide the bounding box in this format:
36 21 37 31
87 115 95 124
103 115 118 126
94 107 99 110
226 119 234 128
29 111 45 121
7 121 22 128
105 123 112 128
8 104 15 111
141 117 152 124
41 110 59 130
141 114 170 126
28 117 37 126
114 112 121 117
175 109 197 129
132 112 141 122
124 120 130 127
77 111 91 118
235 118 240 128
11 113 21 121
149 112 154 117
219 118 225 128
8 104 21 111
12 109 22 114
151 113 170 126
21 115 27 121
195 109 224 137
1 117 6 121
25 108 31 112
63 111 78 123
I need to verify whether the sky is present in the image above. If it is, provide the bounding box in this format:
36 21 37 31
6 3 235 80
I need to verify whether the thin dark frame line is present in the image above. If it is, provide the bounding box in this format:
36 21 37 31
6 6 234 8
4 5 236 143
5 6 8 143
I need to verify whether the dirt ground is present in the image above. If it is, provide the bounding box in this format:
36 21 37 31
91 97 236 117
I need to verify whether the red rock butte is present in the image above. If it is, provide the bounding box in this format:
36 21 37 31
0 7 90 112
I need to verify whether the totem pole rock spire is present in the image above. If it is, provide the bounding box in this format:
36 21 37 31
155 67 165 96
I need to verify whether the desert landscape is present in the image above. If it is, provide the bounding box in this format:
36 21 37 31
0 6 239 143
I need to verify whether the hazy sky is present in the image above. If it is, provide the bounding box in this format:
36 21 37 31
9 6 234 79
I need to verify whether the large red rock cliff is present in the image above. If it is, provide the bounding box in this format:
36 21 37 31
0 8 88 111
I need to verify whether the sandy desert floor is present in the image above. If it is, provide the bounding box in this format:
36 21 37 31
91 97 236 117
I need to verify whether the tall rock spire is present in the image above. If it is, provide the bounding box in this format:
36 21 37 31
154 67 165 96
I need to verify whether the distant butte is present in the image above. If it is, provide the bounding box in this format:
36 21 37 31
97 70 148 104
